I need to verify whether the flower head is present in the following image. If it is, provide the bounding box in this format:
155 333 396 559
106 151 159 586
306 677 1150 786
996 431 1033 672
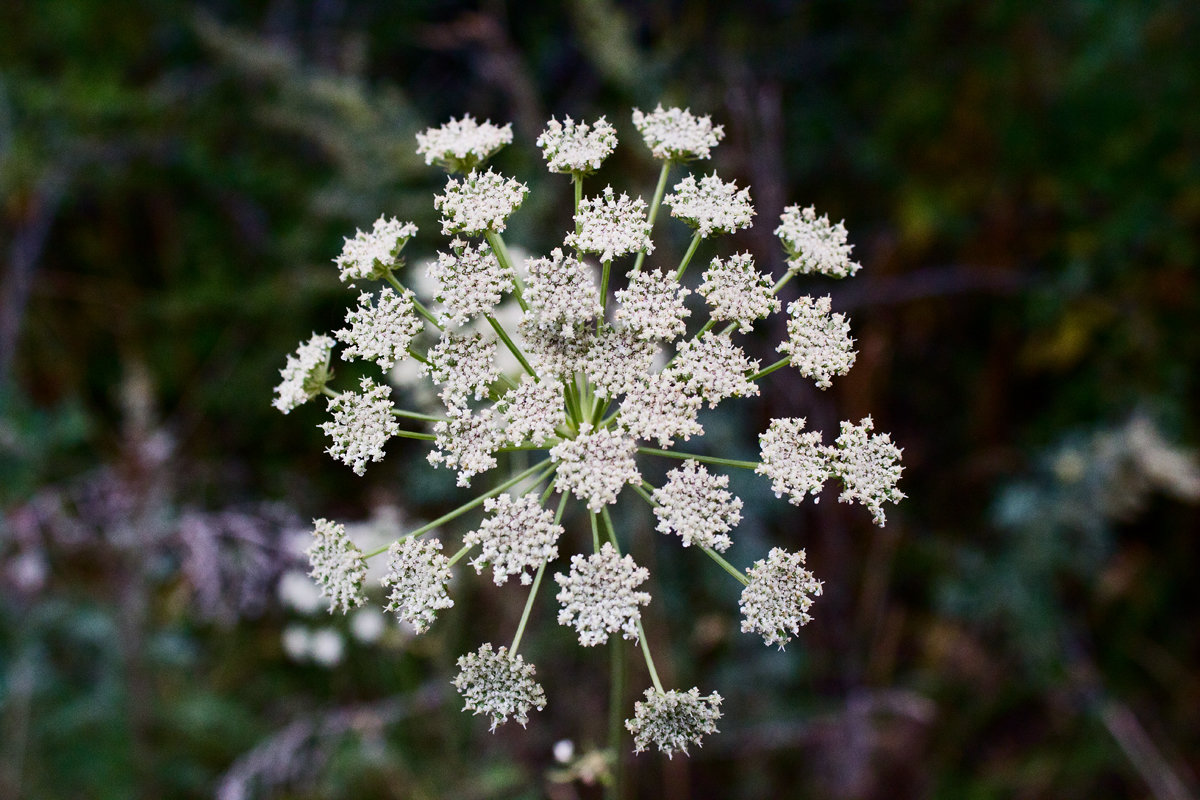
417 115 513 173
420 330 499 411
756 417 829 504
429 239 513 326
669 331 759 407
453 643 547 731
381 536 454 633
632 105 724 161
336 288 423 370
652 460 742 551
435 169 528 236
614 269 691 342
427 408 503 487
739 547 823 648
582 327 659 399
523 248 602 335
550 424 641 511
319 376 400 475
520 318 595 379
663 173 755 238
273 334 333 414
496 375 565 446
537 116 618 174
626 688 723 757
306 518 367 613
335 216 418 283
565 186 653 263
555 542 650 646
697 253 780 332
775 205 861 278
464 493 563 585
829 417 906 526
778 295 856 390
619 372 704 448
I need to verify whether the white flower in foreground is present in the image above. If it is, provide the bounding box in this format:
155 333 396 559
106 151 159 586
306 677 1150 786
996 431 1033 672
319 376 400 475
652 460 742 551
453 643 547 731
523 248 602 335
626 688 723 757
756 417 829 504
429 239 513 326
582 327 659 399
306 518 367 613
829 417 906 526
520 319 595 379
663 173 755 239
381 536 454 633
273 334 333 414
775 204 861 278
435 169 528 236
336 288 423 370
739 547 823 649
465 493 563 585
427 409 503 487
416 115 513 172
565 186 654 263
669 331 760 407
697 253 780 332
619 372 704 448
614 269 691 342
555 542 650 646
334 216 418 283
778 295 856 390
496 375 565 446
632 105 725 162
550 423 641 511
420 330 500 411
538 115 618 174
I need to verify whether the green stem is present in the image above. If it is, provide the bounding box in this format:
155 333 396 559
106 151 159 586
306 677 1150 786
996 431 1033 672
748 356 790 382
510 560 546 655
600 506 620 553
675 232 703 281
387 273 444 330
446 543 473 568
390 408 445 423
485 231 528 312
407 347 428 364
574 175 583 234
771 270 795 296
363 460 553 558
702 545 750 586
487 315 537 377
636 447 759 470
632 161 672 274
590 511 601 553
390 429 438 441
635 620 664 692
599 259 612 318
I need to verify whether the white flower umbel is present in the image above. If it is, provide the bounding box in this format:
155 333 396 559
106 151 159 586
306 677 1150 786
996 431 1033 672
336 288 423 370
614 269 691 342
550 423 641 511
565 186 654 264
626 687 723 758
775 204 862 278
619 372 704 448
464 493 564 585
523 248 602 335
652 460 742 551
829 417 906 526
381 536 454 634
555 542 650 646
273 334 333 414
453 643 547 731
582 327 659 399
496 375 564 446
306 518 367 613
416 115 513 173
663 173 755 239
420 330 500 411
520 318 595 379
435 169 528 236
632 105 725 162
669 331 760 407
756 417 830 504
427 408 503 487
537 116 618 175
429 239 513 326
697 253 780 332
778 295 856 390
739 547 823 649
319 376 400 475
334 216 418 283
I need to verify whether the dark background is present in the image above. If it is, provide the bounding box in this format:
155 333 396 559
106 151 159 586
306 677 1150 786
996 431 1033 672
2 1 1198 798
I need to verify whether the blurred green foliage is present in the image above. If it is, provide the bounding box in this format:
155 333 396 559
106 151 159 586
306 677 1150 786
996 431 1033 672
1 1 1198 798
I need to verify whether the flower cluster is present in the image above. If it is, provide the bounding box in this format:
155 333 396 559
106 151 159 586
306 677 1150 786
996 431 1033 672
274 105 904 757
